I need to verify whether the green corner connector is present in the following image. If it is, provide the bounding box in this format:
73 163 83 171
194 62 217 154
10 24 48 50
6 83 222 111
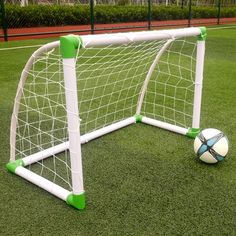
198 27 207 41
60 35 82 59
6 159 24 174
186 128 201 139
135 114 143 123
66 193 86 210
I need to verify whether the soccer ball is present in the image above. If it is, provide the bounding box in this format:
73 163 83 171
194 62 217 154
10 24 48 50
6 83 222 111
194 128 229 164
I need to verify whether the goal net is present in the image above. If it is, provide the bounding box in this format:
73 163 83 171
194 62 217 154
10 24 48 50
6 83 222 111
7 27 206 210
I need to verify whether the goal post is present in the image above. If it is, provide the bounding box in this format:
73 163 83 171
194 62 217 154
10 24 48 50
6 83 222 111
6 27 206 210
60 35 85 209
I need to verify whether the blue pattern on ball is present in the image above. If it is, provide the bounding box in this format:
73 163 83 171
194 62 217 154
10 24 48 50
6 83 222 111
206 137 218 147
198 144 208 155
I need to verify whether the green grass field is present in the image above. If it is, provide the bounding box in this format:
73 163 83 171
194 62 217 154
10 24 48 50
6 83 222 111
1 26 236 235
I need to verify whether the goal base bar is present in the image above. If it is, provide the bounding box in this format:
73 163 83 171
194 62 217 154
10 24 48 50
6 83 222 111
140 116 188 135
136 115 200 138
6 161 85 210
20 117 136 166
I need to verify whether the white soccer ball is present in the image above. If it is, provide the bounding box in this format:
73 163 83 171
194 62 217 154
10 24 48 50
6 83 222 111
194 128 229 164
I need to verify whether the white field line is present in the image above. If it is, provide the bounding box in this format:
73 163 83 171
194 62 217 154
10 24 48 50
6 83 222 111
207 25 236 30
0 44 43 51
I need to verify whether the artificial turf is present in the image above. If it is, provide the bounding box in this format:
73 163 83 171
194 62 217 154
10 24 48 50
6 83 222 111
0 26 236 235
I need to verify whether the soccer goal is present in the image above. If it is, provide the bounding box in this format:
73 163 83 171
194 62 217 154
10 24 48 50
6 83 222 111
6 27 206 210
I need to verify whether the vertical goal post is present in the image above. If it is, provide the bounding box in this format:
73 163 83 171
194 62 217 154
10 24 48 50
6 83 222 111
6 27 206 210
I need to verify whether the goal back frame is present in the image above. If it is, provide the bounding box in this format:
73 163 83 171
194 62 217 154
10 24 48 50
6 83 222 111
6 27 206 210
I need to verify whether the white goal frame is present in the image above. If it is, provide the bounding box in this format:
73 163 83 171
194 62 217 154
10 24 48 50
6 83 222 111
7 27 206 210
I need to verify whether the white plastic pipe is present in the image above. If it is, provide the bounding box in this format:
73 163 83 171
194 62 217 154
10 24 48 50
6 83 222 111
142 116 188 135
192 40 205 129
22 117 136 165
136 39 174 114
81 28 202 48
15 166 70 201
22 142 69 166
63 58 84 195
81 117 136 143
10 41 59 162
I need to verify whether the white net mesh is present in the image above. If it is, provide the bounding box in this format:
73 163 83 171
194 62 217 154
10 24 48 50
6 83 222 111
12 35 197 191
142 39 197 127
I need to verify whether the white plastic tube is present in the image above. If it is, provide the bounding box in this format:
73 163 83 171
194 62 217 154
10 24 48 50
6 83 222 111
81 27 202 48
81 117 136 143
142 116 188 135
22 142 69 166
10 41 59 162
22 117 136 165
62 58 84 195
15 166 70 201
136 39 174 114
192 40 205 129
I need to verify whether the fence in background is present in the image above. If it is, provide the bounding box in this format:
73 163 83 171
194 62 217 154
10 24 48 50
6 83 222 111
1 0 236 41
3 0 236 6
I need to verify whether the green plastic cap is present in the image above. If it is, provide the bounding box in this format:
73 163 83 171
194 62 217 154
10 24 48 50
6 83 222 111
186 128 201 139
66 193 86 210
135 114 143 123
6 159 24 174
198 27 207 41
60 35 82 59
